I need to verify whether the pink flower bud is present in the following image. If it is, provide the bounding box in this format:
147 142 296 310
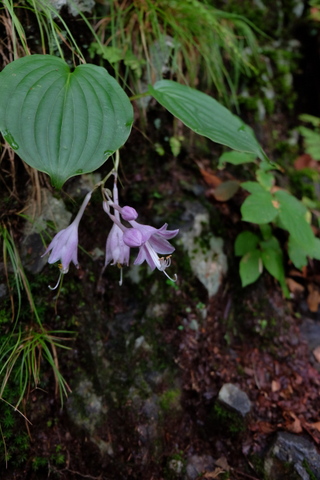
121 206 138 221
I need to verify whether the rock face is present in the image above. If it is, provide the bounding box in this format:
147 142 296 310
178 201 227 298
48 0 95 16
264 431 320 480
218 383 251 417
185 455 215 480
20 188 72 274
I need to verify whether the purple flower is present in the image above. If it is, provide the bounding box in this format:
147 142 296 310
103 178 179 282
42 191 92 288
124 222 179 280
103 201 131 267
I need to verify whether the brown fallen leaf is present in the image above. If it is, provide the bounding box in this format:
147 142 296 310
200 169 222 187
213 180 240 202
306 421 320 432
286 278 305 294
215 456 230 471
284 412 303 433
307 284 320 312
271 379 281 392
294 154 319 171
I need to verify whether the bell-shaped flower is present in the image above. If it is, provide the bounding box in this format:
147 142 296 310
42 191 92 289
103 201 131 267
123 222 179 280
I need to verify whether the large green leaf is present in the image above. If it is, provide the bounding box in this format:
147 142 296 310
149 80 266 160
0 55 133 188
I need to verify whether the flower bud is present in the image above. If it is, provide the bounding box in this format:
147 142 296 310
121 206 138 221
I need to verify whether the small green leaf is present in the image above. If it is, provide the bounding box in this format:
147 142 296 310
241 191 278 224
261 247 284 282
218 150 256 168
149 80 266 160
241 181 266 194
288 236 308 269
274 190 315 247
260 235 281 252
259 224 272 240
256 169 274 191
261 246 289 297
235 231 260 256
239 250 263 287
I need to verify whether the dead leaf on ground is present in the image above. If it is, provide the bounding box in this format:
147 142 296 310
286 278 305 294
203 468 226 479
271 379 281 392
215 456 230 471
200 169 222 187
283 412 303 433
294 154 319 171
307 284 320 312
213 180 240 201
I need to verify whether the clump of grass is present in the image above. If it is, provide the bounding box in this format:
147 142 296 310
92 0 263 107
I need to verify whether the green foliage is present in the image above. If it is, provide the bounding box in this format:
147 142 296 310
0 55 133 189
93 0 262 106
298 114 320 161
149 80 265 159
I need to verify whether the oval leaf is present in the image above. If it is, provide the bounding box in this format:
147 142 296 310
0 55 134 188
239 250 262 287
149 80 266 160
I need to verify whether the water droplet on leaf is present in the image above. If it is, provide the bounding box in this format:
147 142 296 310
75 169 83 174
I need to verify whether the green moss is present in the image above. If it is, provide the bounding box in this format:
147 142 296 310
159 388 181 412
210 403 246 437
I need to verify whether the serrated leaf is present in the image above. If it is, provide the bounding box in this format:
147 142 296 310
239 250 262 287
149 80 266 160
274 190 315 247
0 55 133 188
218 150 256 168
235 231 260 256
241 191 278 224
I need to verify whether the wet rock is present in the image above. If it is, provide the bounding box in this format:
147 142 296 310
168 458 184 476
48 0 95 16
218 383 251 417
185 454 215 480
300 317 320 371
20 188 72 274
66 378 108 436
178 201 227 297
264 431 320 480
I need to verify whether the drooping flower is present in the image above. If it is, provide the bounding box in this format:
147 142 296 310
123 222 179 280
42 191 92 289
103 201 131 268
104 179 179 281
